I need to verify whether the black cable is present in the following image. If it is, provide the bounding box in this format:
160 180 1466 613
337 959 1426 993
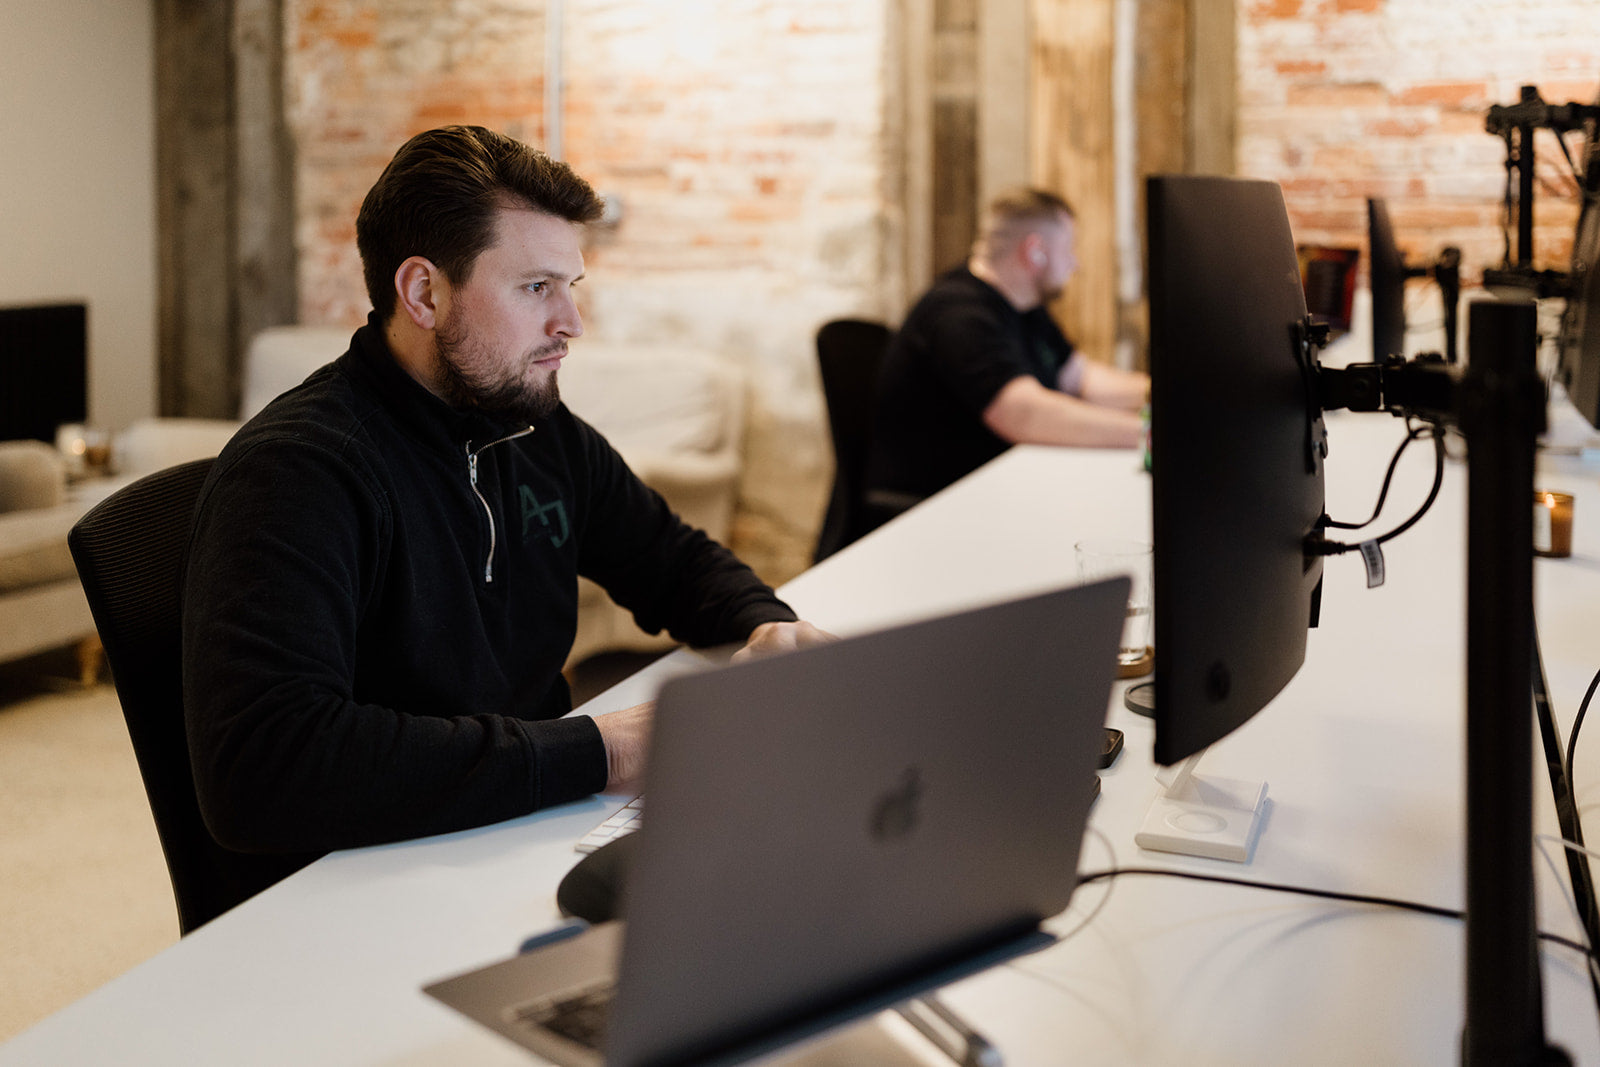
1501 129 1516 266
1368 429 1445 545
1554 131 1585 190
1312 426 1446 554
1532 629 1600 1014
1324 421 1431 531
1075 866 1594 959
1546 134 1600 204
1564 664 1600 818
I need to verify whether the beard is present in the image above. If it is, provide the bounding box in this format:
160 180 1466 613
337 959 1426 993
432 311 562 426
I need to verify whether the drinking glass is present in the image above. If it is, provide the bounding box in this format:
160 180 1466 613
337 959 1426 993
1074 538 1152 668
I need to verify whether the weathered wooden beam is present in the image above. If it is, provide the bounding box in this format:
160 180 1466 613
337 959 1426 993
1031 0 1115 365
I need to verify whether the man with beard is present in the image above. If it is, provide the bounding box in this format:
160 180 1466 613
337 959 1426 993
866 188 1149 506
182 126 829 869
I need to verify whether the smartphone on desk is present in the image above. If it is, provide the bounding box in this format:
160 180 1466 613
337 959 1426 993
1099 727 1124 769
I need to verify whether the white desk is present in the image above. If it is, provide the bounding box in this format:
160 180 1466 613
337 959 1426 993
5 412 1600 1065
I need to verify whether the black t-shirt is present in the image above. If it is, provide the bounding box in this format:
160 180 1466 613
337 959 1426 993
867 266 1077 498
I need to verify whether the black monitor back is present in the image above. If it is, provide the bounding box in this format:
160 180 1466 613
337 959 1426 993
1147 175 1326 766
1558 108 1600 429
1368 198 1407 361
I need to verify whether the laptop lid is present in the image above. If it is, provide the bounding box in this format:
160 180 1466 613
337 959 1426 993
426 577 1127 1066
606 577 1127 1065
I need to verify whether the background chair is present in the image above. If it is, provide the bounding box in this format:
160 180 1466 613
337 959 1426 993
68 459 305 934
812 319 920 562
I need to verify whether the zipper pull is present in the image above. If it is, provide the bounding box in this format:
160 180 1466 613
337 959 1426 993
466 445 493 583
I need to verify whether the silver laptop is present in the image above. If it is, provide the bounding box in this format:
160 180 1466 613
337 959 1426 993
424 578 1128 1067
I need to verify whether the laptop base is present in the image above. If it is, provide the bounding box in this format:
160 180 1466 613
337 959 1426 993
426 922 1051 1067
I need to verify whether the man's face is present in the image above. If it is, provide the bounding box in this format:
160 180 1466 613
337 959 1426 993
1036 213 1079 303
433 206 585 425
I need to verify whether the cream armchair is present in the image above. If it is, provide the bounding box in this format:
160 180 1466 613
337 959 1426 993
117 327 748 669
556 342 747 665
114 325 353 478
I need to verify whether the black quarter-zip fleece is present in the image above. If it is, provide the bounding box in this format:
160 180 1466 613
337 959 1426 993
181 316 796 859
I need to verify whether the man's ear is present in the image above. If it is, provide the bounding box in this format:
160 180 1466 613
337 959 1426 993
1023 233 1047 268
394 256 446 330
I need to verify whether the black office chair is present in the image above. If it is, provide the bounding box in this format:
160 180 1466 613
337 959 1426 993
813 318 920 562
69 459 305 934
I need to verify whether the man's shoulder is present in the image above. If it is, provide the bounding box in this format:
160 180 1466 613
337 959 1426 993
230 360 373 452
210 360 408 505
895 268 1013 357
921 265 990 302
905 267 1007 327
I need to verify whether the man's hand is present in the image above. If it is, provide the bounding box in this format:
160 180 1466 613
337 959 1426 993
592 701 654 793
731 620 838 664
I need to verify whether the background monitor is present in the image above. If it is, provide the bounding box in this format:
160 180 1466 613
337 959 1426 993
0 302 87 443
1368 198 1408 361
1145 175 1327 769
1557 98 1600 429
1297 244 1360 337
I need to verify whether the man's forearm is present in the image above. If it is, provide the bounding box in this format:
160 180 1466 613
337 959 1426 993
983 375 1143 448
1079 360 1150 412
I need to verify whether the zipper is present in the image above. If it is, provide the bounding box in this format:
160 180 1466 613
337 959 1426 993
466 426 535 583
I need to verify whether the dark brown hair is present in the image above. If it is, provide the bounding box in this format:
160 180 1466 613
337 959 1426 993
356 125 604 321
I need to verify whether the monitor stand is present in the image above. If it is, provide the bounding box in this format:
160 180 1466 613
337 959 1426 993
1133 750 1267 863
1123 683 1267 862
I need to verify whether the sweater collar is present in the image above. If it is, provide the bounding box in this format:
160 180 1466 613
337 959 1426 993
345 312 534 450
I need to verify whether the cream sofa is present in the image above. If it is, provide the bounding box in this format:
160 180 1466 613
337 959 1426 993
0 440 100 679
117 326 748 669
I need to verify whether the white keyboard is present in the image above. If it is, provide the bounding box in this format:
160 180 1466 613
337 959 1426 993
574 795 643 853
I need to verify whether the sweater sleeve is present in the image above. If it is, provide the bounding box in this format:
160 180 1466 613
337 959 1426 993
570 420 797 648
182 435 608 856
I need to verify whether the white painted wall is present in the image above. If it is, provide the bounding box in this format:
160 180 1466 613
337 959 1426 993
0 1 156 433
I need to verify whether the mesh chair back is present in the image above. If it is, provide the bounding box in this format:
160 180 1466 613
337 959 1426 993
69 459 303 933
813 319 893 562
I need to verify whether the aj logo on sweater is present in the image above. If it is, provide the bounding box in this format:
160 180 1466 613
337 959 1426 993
518 486 569 548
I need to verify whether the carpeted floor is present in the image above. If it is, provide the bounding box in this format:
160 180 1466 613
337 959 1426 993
0 644 666 1045
0 647 176 1044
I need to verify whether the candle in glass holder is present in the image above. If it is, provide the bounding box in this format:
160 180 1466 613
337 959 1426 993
1534 491 1574 558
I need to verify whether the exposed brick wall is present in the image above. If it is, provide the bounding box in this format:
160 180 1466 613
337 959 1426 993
1238 0 1600 283
284 0 894 585
560 1 894 581
287 0 549 328
283 1 1597 581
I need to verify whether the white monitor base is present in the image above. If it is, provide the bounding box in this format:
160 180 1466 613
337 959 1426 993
1134 752 1267 863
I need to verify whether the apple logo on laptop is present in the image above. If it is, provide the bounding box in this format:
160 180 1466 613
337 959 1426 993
871 767 923 841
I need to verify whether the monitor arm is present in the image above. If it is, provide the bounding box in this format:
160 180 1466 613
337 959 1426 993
1317 302 1569 1063
1315 352 1460 422
1482 85 1600 298
1436 247 1463 365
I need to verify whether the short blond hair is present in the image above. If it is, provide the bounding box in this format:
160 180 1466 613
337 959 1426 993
975 187 1075 258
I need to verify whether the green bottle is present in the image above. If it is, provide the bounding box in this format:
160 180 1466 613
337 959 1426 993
1140 402 1152 473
